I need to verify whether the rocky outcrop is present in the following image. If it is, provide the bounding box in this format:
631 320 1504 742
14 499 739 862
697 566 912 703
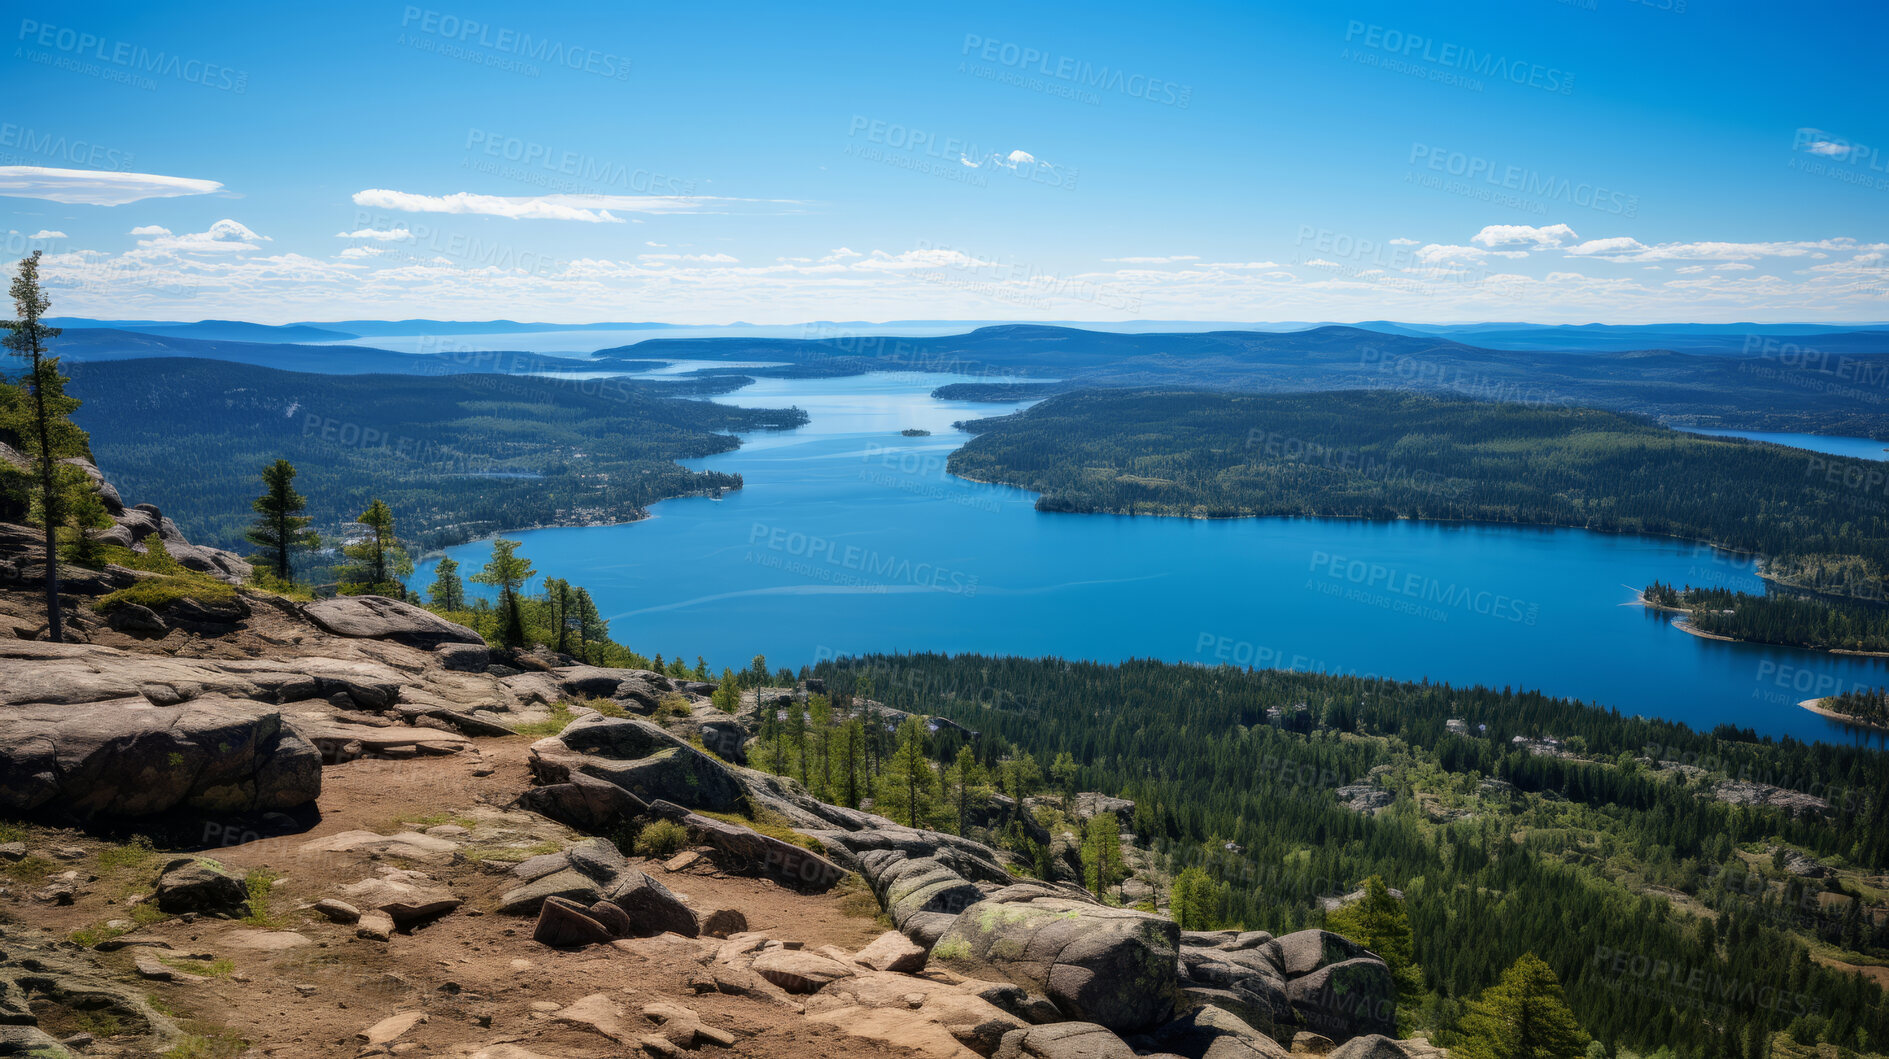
153 858 251 915
649 801 847 891
528 715 747 812
0 692 321 818
929 893 1181 1033
303 595 485 650
89 491 253 585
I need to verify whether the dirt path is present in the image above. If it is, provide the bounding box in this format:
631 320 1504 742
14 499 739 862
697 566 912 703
3 737 917 1058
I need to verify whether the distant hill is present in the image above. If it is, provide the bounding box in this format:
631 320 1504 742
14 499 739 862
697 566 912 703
45 319 359 343
44 328 595 375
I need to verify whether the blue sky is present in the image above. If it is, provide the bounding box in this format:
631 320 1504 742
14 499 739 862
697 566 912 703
4 0 1886 323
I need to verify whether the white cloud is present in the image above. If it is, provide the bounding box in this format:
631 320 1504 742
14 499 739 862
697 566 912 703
1389 238 1419 246
134 219 270 254
0 166 222 206
128 225 171 236
1472 223 1578 249
338 246 385 259
350 189 800 222
335 227 414 241
1105 255 1200 265
1716 262 1755 271
1564 235 1889 263
1414 243 1490 265
28 230 66 240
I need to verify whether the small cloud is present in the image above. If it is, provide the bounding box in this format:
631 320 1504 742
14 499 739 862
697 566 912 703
128 225 171 236
335 227 414 241
1715 262 1755 271
1389 237 1419 246
1472 223 1578 249
338 246 385 259
136 218 270 254
1104 255 1200 265
27 229 66 240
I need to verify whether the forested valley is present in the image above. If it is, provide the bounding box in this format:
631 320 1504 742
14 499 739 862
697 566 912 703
798 652 1889 1059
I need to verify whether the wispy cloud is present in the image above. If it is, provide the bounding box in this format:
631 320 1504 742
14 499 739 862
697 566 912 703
0 166 223 206
335 227 415 241
350 189 802 222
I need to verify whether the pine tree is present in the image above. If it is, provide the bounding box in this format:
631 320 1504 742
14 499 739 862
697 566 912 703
712 668 739 712
245 459 317 584
1082 812 1124 899
835 718 865 808
1052 751 1079 809
542 578 576 654
1455 953 1591 1059
1325 876 1422 1001
876 717 938 827
808 694 834 800
339 498 411 595
470 538 534 648
573 588 607 663
428 556 465 611
948 746 988 835
1 251 85 641
1171 867 1221 930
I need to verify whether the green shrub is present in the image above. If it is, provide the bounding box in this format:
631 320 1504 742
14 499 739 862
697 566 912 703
96 572 236 614
633 819 690 858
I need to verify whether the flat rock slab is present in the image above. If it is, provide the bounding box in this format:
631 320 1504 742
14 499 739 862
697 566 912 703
855 930 929 973
358 1010 428 1045
551 993 632 1041
338 877 462 924
303 596 484 650
303 830 461 859
751 949 856 994
221 929 312 951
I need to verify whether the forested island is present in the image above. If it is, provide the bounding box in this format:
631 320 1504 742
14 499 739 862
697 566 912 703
951 389 1889 603
808 652 1889 1059
66 359 806 554
1813 688 1889 731
1643 582 1889 655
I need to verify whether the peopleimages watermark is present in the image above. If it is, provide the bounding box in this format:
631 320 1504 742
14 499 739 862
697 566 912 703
1358 344 1578 412
464 129 694 196
0 121 134 170
1407 143 1637 218
1193 633 1387 679
1342 21 1574 96
1309 550 1542 625
859 443 1005 515
1293 225 1527 299
958 34 1191 108
17 18 248 92
1243 429 1461 496
1790 128 1889 192
1591 944 1818 1020
746 522 980 596
397 7 630 80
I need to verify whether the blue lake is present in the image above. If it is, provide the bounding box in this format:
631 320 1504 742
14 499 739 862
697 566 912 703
412 372 1889 747
1683 428 1889 462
